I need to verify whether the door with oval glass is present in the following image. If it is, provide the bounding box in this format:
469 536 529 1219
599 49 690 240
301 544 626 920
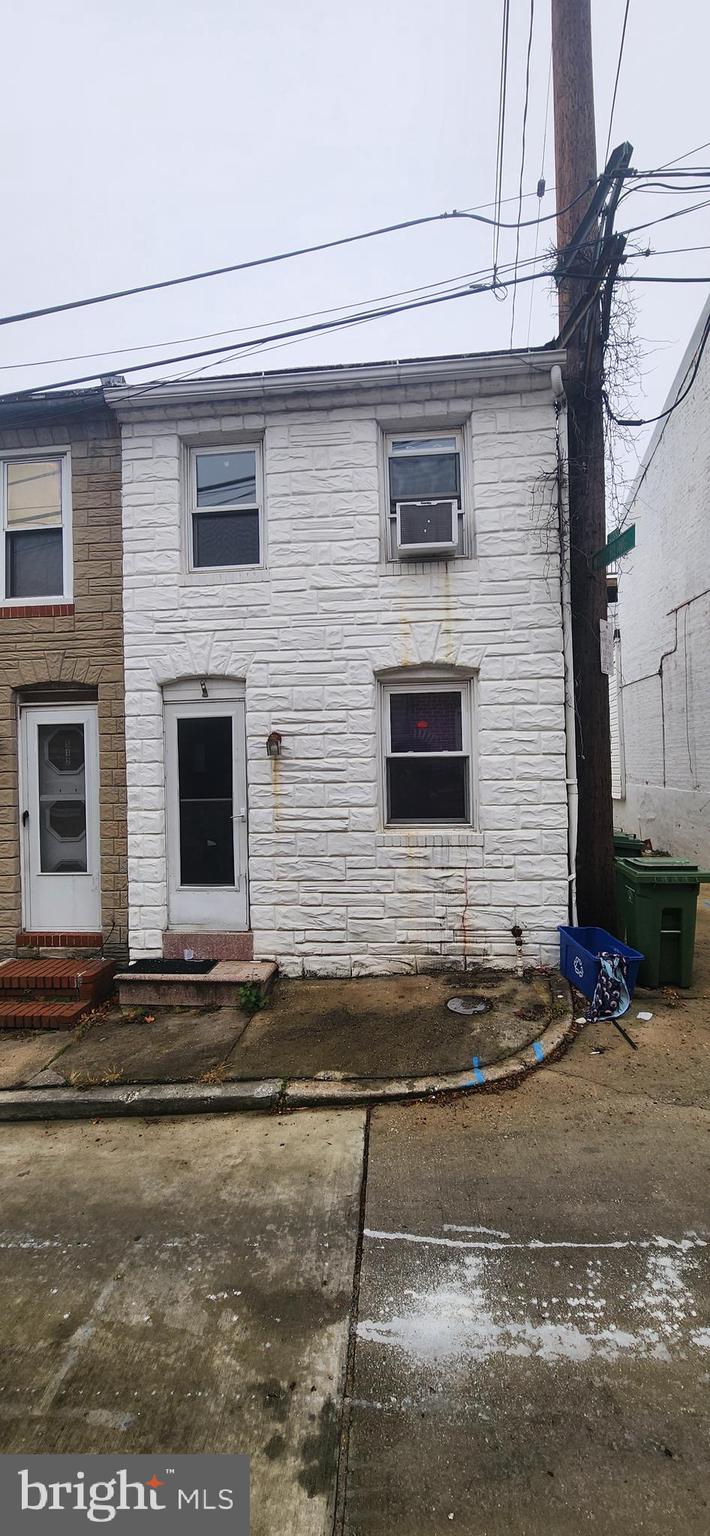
165 692 248 929
20 704 101 932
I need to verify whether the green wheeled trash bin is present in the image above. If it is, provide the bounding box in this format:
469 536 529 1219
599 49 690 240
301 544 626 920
614 835 649 917
613 832 646 857
615 857 710 988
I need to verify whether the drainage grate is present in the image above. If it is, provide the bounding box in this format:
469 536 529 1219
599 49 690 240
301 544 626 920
123 958 216 975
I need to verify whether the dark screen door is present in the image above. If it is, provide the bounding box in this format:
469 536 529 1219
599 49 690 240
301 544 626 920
177 715 235 886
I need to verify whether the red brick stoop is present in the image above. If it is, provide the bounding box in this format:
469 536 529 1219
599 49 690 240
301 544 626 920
16 931 103 951
0 957 116 1031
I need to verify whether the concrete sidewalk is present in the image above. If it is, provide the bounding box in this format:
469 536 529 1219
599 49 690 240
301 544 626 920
0 966 575 1119
1 889 708 1121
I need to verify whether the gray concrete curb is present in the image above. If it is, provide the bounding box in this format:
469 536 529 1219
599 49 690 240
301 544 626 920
0 1008 578 1121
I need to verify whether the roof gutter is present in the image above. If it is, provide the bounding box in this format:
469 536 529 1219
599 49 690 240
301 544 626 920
104 348 566 413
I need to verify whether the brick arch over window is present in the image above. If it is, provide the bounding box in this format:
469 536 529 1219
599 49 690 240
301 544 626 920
1 659 108 692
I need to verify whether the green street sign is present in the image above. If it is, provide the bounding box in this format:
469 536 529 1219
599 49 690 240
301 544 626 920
592 524 636 570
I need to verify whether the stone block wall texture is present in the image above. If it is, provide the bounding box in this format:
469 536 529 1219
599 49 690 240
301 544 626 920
615 300 710 864
0 408 128 957
120 365 570 974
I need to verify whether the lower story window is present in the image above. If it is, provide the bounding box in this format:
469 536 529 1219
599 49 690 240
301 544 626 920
383 682 472 824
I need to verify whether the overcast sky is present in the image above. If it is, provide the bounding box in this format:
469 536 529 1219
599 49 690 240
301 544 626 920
2 0 709 474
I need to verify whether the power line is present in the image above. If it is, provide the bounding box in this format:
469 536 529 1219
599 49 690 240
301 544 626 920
4 230 614 399
6 169 702 402
604 0 631 165
0 211 470 330
654 138 710 171
622 179 710 198
509 0 536 347
5 240 705 406
621 196 710 236
617 273 710 283
0 264 559 404
525 42 553 349
492 0 512 275
640 243 710 256
604 309 710 428
0 185 595 334
0 241 579 377
0 261 524 374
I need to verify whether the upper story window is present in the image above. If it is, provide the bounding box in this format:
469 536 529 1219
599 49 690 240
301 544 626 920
189 446 262 569
382 679 473 825
1 452 71 602
386 431 464 560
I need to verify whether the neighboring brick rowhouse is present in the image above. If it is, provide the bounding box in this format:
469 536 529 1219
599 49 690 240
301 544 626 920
614 298 710 863
0 404 128 958
117 357 570 975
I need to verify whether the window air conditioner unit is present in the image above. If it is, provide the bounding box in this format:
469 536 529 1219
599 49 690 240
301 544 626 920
395 499 458 557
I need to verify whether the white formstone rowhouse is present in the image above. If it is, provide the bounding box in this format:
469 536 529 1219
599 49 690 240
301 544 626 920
112 350 573 976
612 296 710 864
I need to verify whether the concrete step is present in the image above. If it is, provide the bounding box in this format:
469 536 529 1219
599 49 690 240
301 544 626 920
0 999 86 1030
115 961 278 1011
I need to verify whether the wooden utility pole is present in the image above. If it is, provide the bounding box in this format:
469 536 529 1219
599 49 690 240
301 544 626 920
551 0 616 929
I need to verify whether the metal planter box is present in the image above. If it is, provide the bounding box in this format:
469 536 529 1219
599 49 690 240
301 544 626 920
558 925 644 1002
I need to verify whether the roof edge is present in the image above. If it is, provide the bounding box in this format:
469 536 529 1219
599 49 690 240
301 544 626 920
104 347 566 412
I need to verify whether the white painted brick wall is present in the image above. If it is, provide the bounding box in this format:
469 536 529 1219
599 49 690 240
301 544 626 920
120 366 570 973
615 301 710 863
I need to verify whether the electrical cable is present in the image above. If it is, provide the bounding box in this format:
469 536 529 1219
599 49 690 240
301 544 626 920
604 0 631 165
0 243 576 376
621 197 710 236
617 274 710 283
604 309 710 427
0 264 559 404
509 0 536 347
639 243 710 256
492 0 512 276
525 40 552 348
0 183 597 333
6 166 704 401
654 139 710 171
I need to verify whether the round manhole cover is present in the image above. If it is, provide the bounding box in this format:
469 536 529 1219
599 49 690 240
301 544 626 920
446 995 492 1016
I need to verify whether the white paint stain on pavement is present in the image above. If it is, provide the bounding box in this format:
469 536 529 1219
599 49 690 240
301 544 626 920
442 1225 511 1238
364 1229 707 1253
358 1232 709 1368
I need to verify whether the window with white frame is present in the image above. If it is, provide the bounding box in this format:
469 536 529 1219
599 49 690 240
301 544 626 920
385 431 464 559
1 453 71 601
382 680 473 824
189 445 262 569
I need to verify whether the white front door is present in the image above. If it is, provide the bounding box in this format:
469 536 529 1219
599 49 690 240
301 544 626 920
20 705 101 932
165 696 249 929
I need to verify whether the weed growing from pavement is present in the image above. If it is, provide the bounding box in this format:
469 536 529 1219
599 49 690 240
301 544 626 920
239 982 264 1015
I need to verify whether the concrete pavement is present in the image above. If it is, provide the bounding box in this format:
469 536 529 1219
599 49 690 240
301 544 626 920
0 948 709 1533
0 1110 366 1536
343 1064 710 1534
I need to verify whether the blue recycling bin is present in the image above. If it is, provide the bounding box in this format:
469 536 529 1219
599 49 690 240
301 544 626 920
558 925 644 1002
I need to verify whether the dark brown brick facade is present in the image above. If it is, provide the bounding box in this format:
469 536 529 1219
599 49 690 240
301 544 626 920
0 399 128 958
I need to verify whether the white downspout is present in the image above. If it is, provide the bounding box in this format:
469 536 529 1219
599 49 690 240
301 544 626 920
552 365 578 926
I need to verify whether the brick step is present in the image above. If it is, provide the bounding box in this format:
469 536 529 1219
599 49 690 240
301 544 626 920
0 958 116 1005
115 961 277 1011
0 999 87 1031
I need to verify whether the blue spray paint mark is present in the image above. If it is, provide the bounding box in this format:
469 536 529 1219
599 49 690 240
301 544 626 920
532 1040 545 1063
470 1056 486 1086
